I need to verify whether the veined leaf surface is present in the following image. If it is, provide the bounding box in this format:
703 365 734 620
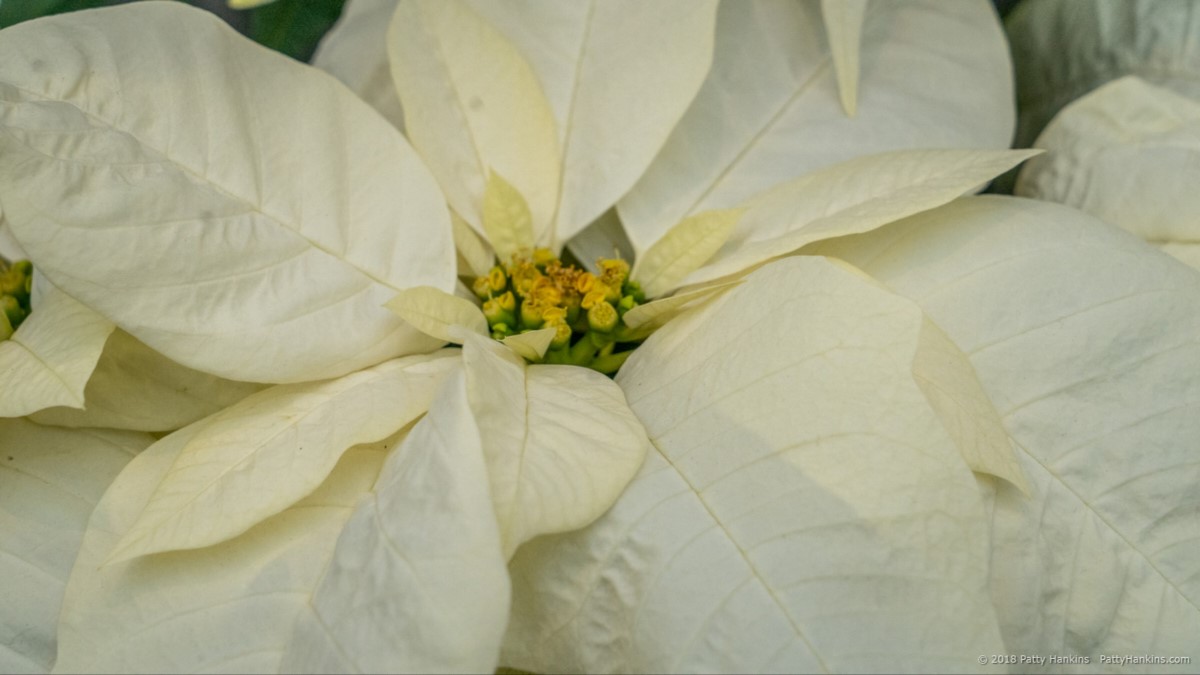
0 3 454 384
809 196 1200 663
0 419 151 673
503 256 1003 673
618 0 1013 255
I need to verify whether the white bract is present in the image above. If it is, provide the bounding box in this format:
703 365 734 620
1006 0 1200 147
3 2 1195 674
1017 76 1200 268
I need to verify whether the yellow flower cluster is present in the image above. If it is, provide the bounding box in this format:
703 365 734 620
470 249 646 373
0 259 32 340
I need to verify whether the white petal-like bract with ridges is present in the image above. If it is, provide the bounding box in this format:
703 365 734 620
465 0 720 244
618 0 1014 255
1017 76 1200 268
312 0 405 131
0 278 114 418
504 256 1003 673
0 3 454 384
0 420 151 673
810 196 1200 663
55 430 395 673
462 334 649 558
280 368 511 673
106 351 458 563
28 330 265 432
682 149 1038 288
389 0 561 246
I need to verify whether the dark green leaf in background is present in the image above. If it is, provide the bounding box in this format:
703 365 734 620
246 0 345 62
0 0 116 28
0 0 345 64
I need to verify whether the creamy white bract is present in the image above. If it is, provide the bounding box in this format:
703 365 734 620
1 2 1197 673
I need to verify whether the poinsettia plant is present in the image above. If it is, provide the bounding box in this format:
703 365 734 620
1 1 1198 674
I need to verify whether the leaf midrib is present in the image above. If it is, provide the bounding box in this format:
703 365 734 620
1 76 404 292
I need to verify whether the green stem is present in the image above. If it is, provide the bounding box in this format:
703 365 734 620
591 350 634 375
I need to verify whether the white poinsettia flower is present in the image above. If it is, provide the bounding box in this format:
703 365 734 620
1006 0 1200 147
13 2 1186 674
1016 76 1200 269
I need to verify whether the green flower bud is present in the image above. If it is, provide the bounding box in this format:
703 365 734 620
623 279 646 303
519 300 545 330
472 275 493 300
0 269 25 301
1 295 24 332
0 308 12 341
482 291 516 327
547 319 572 350
587 300 618 333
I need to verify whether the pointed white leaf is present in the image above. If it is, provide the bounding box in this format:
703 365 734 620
633 209 741 299
280 367 510 673
464 0 719 244
28 330 265 433
483 170 536 260
55 429 396 673
620 280 741 332
502 327 556 362
389 0 561 245
461 334 649 559
0 420 151 674
0 278 114 417
385 285 488 343
106 351 458 563
684 149 1038 288
1016 77 1200 268
913 318 1028 494
809 196 1200 661
0 3 454 384
821 0 868 117
312 0 406 131
618 0 1014 254
452 210 497 279
503 256 1003 673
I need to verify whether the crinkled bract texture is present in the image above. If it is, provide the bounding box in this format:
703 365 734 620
461 334 648 558
1017 76 1200 268
0 2 454 384
56 370 510 673
808 196 1200 664
504 255 1006 673
1006 0 1200 147
105 351 459 563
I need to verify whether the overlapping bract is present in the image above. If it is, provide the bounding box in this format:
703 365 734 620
0 1 454 384
1017 77 1200 268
